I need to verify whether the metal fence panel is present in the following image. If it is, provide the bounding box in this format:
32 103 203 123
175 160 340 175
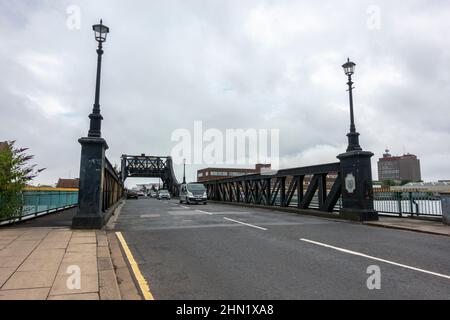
1 190 79 224
374 191 442 217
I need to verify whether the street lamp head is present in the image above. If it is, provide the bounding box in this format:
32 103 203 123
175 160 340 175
92 19 110 43
342 58 356 76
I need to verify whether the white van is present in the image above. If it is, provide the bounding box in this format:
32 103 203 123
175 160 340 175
179 183 207 205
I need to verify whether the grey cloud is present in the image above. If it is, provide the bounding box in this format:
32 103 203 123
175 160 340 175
1 0 449 186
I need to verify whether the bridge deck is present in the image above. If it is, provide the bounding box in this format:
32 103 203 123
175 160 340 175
115 198 450 299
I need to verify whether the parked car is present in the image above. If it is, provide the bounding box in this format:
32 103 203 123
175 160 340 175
137 190 145 197
157 190 171 200
179 183 207 205
149 190 157 198
126 189 139 199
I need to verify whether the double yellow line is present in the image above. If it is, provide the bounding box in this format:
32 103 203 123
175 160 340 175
115 232 155 300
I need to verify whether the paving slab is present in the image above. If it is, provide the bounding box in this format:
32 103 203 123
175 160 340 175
0 288 50 300
7 240 41 249
2 270 57 290
37 241 70 249
18 257 63 272
0 256 27 268
48 293 99 300
67 243 97 255
0 247 35 258
17 230 51 241
72 231 96 238
57 259 98 276
49 273 98 296
28 248 65 260
0 268 15 287
70 237 97 244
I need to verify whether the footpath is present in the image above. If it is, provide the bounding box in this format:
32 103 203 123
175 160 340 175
366 216 450 237
0 208 141 300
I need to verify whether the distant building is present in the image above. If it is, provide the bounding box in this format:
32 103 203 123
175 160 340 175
56 178 79 189
197 164 272 183
378 150 422 182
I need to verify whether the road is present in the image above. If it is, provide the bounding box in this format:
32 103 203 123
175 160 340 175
115 198 450 300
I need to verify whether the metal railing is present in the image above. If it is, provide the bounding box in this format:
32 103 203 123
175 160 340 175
0 189 79 225
204 163 343 213
103 157 124 212
374 190 442 217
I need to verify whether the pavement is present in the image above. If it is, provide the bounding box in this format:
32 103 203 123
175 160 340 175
115 198 450 300
0 208 141 300
366 217 450 237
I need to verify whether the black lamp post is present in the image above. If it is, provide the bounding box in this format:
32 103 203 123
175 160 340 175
73 19 112 229
342 58 362 152
88 20 110 138
336 58 378 222
183 159 186 184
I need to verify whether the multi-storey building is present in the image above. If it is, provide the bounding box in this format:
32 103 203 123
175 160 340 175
378 150 421 182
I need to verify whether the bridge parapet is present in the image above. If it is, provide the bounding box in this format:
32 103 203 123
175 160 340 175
204 152 378 222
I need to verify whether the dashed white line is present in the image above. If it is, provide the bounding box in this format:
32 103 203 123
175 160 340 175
224 217 267 231
196 210 213 215
300 238 450 280
180 205 190 209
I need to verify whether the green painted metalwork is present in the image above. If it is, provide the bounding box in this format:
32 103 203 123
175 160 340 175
0 190 78 223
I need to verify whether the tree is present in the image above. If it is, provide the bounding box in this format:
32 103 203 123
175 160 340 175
0 141 45 221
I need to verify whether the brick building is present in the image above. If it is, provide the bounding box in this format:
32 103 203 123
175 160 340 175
378 150 422 182
197 164 272 183
56 178 80 189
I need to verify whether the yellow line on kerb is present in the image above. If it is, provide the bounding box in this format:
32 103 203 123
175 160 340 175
115 232 155 300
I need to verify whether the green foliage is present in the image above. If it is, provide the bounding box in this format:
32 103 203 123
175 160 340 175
381 180 397 187
0 141 45 221
400 180 412 186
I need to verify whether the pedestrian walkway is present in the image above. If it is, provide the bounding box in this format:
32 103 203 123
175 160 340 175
0 227 121 300
366 217 450 237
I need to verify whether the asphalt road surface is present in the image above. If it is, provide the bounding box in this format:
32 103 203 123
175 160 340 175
115 198 450 300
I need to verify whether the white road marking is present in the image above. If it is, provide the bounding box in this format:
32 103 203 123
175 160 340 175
180 206 190 209
300 238 450 280
140 214 161 218
196 210 213 215
224 217 267 231
169 211 202 216
196 210 250 215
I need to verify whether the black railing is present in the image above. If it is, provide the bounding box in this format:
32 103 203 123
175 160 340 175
204 163 342 213
102 157 124 212
374 190 443 217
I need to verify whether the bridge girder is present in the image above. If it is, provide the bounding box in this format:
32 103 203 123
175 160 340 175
121 155 180 196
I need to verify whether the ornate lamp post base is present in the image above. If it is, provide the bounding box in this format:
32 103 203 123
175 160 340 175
72 137 109 229
337 150 379 222
346 132 362 152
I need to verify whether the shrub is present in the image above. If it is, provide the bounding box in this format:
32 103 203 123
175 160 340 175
0 141 45 221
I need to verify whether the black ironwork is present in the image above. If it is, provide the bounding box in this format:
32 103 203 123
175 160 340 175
88 20 109 138
342 58 362 152
183 159 186 184
121 155 180 196
103 157 124 212
73 19 123 230
204 163 342 213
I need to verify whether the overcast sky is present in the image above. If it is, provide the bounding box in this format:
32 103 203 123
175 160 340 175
1 0 449 187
